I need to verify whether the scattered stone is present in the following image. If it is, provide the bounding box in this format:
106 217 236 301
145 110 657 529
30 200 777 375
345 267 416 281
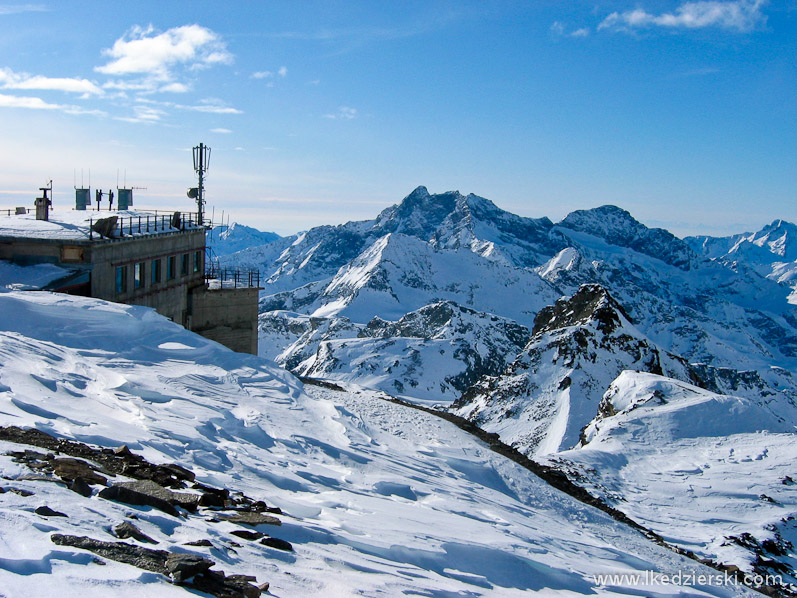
230 530 264 541
259 537 293 552
0 486 34 497
216 512 281 527
258 581 270 593
99 483 180 517
35 505 67 517
99 480 200 516
52 457 107 486
51 534 259 598
113 521 158 544
184 539 214 547
69 477 93 498
165 552 214 582
51 534 169 573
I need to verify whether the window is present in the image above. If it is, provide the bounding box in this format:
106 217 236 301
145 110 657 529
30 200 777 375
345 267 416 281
115 266 127 294
181 253 189 276
167 255 176 280
151 258 161 284
193 250 202 273
134 262 145 289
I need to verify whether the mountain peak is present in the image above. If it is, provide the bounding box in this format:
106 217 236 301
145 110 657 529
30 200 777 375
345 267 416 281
532 283 631 336
558 205 697 270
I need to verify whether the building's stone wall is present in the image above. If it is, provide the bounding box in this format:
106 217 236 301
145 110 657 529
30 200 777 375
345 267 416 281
189 287 259 355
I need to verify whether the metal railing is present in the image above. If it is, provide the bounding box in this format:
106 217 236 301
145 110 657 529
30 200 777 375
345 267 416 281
205 265 261 289
89 211 204 240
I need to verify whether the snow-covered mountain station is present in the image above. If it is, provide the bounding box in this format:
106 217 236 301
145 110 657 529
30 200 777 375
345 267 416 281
0 185 795 597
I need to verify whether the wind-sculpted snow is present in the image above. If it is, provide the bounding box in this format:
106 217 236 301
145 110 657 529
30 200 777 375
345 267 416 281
552 371 797 586
0 291 757 597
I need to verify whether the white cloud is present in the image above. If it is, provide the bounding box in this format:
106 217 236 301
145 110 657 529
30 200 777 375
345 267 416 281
0 92 105 116
95 24 233 80
0 67 103 95
570 27 590 38
251 71 273 79
600 0 768 33
0 4 46 15
159 82 190 93
176 98 242 114
210 128 232 134
278 66 287 77
550 21 565 36
323 106 357 120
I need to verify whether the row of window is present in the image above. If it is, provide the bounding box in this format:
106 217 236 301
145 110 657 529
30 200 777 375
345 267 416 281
115 250 202 294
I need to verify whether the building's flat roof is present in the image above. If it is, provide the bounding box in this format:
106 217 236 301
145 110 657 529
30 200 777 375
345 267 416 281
0 210 202 242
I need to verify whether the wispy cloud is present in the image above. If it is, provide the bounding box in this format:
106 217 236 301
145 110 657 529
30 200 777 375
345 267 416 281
323 106 357 120
0 67 103 95
0 4 46 15
0 92 105 115
176 98 242 114
252 66 287 80
599 0 768 33
95 24 233 82
550 21 591 38
210 128 232 134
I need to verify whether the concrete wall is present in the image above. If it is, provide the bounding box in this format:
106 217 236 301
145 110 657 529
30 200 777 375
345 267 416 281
189 287 259 355
89 230 205 325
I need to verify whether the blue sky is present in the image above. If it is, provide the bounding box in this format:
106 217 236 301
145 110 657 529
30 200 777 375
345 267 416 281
0 1 794 236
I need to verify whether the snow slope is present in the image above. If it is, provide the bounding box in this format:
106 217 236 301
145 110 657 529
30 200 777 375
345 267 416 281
0 290 759 597
552 371 797 586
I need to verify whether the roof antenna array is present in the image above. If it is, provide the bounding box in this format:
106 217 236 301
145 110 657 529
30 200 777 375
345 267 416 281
190 142 211 225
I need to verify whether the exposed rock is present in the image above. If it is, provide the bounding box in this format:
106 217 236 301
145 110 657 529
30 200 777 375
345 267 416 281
165 552 214 582
52 457 107 486
230 530 264 541
51 534 262 598
99 479 199 516
184 539 214 547
51 534 169 573
259 536 293 552
35 505 67 517
68 477 93 497
0 486 34 497
113 521 158 544
215 511 281 526
99 483 179 517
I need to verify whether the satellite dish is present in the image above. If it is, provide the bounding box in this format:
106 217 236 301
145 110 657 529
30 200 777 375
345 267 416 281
187 187 198 199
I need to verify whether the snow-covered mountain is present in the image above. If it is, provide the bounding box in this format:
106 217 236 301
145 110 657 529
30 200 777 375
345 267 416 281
0 289 764 597
292 301 531 404
686 219 797 302
452 284 796 456
206 222 280 257
220 187 796 401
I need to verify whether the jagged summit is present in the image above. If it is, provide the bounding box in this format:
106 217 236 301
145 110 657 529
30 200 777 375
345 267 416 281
532 283 632 336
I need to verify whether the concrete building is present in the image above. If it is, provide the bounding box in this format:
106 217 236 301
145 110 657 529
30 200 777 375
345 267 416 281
0 208 260 355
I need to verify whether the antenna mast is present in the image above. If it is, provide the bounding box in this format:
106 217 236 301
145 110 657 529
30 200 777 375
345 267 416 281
192 142 211 225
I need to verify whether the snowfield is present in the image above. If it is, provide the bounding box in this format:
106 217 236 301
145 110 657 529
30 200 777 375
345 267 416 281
0 290 761 597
